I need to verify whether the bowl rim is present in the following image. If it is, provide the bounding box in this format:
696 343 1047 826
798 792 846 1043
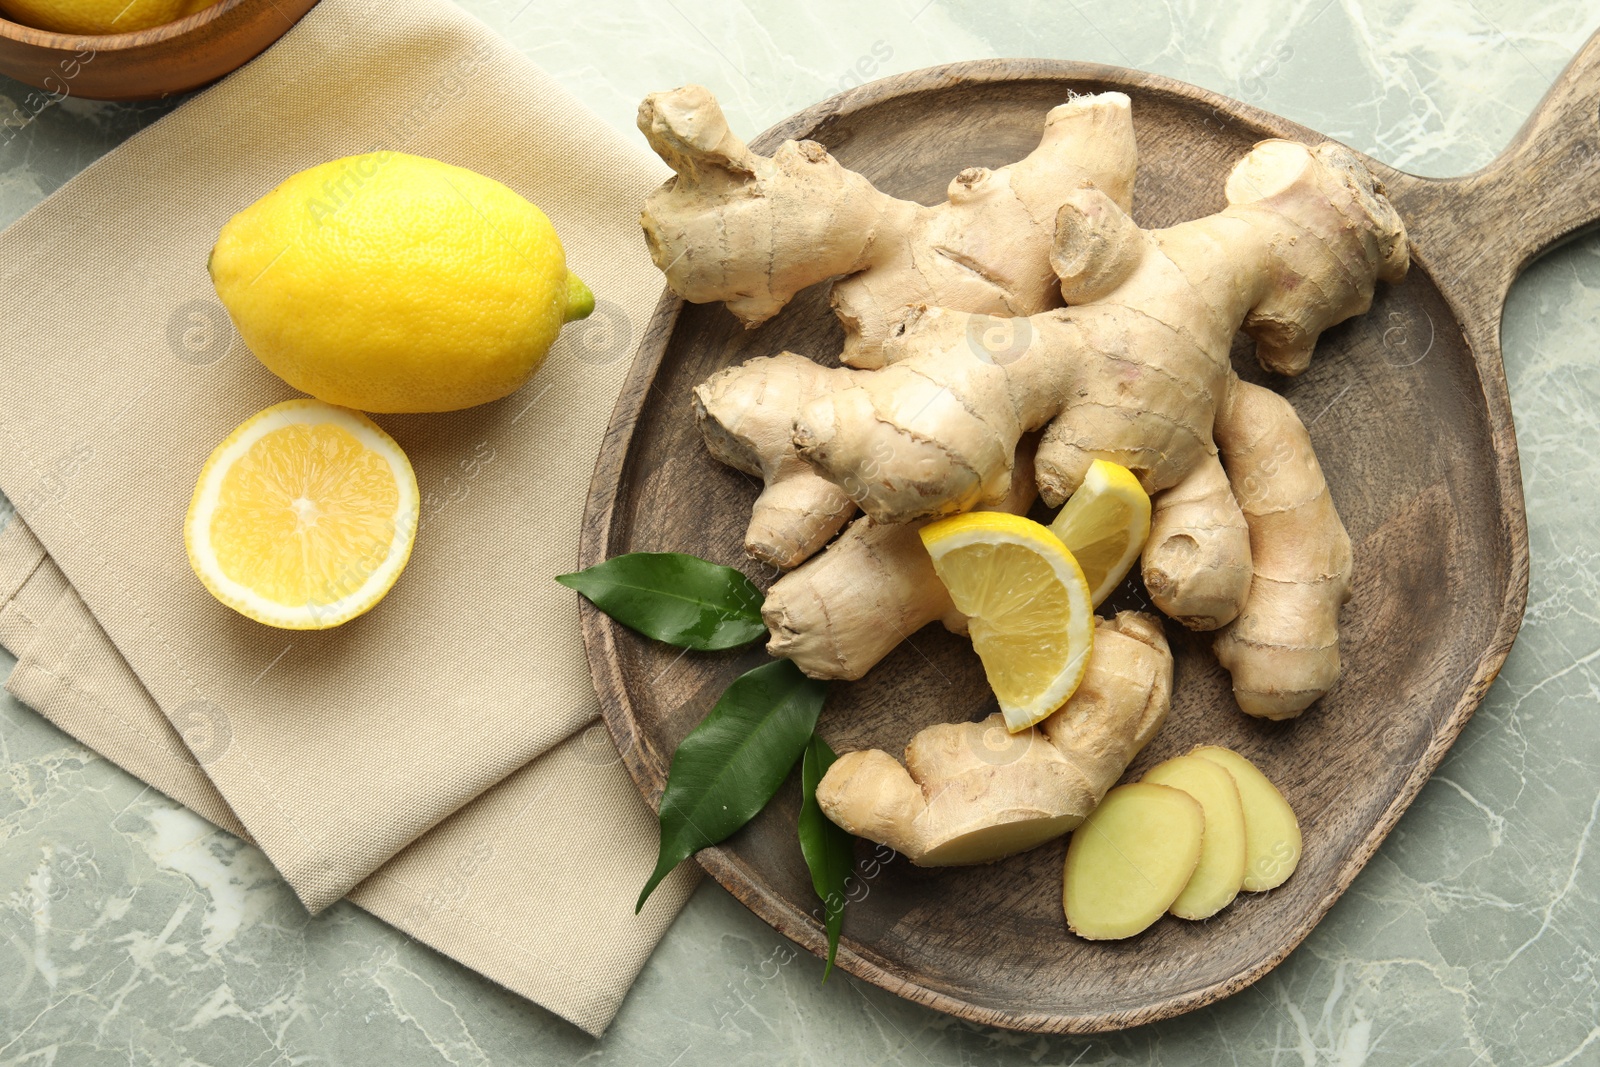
0 0 249 51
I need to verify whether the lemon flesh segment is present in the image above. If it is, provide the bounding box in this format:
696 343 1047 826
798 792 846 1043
1049 459 1151 606
187 400 419 629
920 512 1095 732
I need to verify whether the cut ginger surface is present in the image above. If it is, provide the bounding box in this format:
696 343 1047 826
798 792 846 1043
1063 782 1204 940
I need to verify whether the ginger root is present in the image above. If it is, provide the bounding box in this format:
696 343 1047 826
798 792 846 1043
1212 382 1353 719
815 611 1171 865
791 140 1406 526
693 353 856 568
776 138 1404 716
648 86 1405 732
640 84 1136 366
649 85 1137 568
763 439 1039 681
1141 452 1252 631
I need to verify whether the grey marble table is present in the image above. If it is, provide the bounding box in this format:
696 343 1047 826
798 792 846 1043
2 1 1597 1064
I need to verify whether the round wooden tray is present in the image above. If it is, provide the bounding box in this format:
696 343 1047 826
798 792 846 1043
578 39 1599 1032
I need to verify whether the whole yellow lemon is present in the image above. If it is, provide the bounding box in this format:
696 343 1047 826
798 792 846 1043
209 153 593 414
0 0 217 33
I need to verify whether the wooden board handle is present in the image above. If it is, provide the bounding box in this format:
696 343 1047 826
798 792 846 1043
1475 27 1600 274
1393 28 1600 331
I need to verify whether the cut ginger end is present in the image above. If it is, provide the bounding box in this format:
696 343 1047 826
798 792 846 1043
1062 783 1203 940
1191 745 1302 892
1143 754 1248 920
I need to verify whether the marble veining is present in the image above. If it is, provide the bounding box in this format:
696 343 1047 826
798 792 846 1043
2 1 1598 1063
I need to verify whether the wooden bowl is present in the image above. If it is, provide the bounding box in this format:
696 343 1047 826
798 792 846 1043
580 37 1600 1034
0 0 318 101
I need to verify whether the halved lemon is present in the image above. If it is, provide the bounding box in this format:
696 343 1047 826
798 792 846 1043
185 400 419 629
1049 459 1151 606
920 512 1094 732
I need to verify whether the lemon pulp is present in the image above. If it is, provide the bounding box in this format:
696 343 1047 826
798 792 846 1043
1049 459 1151 606
186 400 418 629
921 512 1095 731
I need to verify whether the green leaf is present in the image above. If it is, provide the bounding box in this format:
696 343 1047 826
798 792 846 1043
798 732 853 981
556 552 765 651
637 659 828 912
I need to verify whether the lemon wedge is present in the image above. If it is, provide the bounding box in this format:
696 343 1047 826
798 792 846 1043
920 512 1094 732
186 400 419 629
1049 459 1151 606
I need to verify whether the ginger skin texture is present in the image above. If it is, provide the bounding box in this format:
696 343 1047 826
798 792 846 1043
640 84 1137 367
652 85 1406 727
775 139 1406 718
815 612 1172 866
761 438 1041 682
647 85 1136 569
693 353 858 570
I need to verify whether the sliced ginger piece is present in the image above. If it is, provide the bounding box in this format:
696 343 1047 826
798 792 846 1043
1062 782 1203 940
1143 755 1247 919
1191 746 1301 891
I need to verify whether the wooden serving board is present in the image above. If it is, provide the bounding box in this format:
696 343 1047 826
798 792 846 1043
579 35 1600 1033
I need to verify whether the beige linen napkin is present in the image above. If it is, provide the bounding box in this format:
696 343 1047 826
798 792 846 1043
0 0 674 914
0 522 695 1035
0 0 702 1034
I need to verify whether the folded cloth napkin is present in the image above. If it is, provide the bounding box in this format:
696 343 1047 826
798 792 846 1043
0 0 673 912
0 527 695 1035
0 0 698 1036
